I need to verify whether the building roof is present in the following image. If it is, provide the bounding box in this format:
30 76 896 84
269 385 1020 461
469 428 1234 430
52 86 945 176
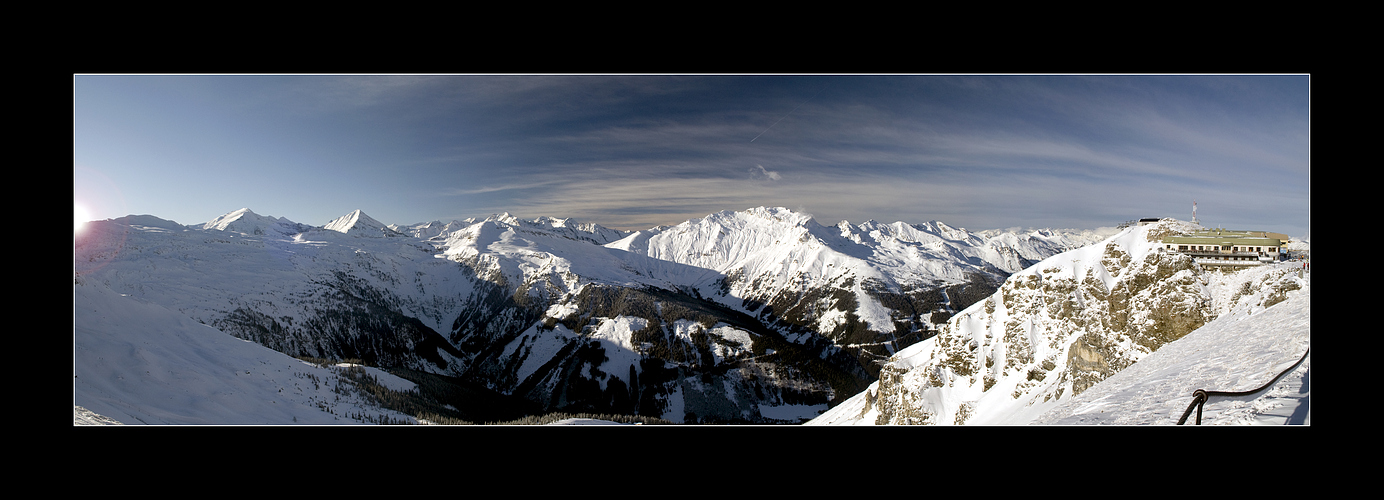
1163 229 1282 247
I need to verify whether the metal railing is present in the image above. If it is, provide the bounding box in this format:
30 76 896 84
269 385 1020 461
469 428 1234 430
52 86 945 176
1177 348 1310 425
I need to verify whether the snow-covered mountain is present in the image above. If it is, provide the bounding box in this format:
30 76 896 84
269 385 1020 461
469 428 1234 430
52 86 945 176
610 207 1104 287
324 209 406 238
202 207 315 236
72 206 1150 424
607 207 1109 371
807 219 1310 425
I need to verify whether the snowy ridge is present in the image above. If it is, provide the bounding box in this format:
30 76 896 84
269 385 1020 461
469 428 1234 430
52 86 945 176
388 211 635 245
389 220 471 241
202 208 313 236
523 214 632 245
617 207 1102 291
115 214 186 231
436 214 716 299
77 208 480 352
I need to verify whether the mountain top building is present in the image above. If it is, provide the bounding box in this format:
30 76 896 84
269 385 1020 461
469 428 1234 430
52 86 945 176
1161 228 1287 267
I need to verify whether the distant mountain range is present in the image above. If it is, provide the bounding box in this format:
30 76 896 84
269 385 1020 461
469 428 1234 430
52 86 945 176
74 206 1121 423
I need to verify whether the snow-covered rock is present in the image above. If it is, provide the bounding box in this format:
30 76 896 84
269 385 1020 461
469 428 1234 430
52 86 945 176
808 219 1309 425
1031 288 1309 425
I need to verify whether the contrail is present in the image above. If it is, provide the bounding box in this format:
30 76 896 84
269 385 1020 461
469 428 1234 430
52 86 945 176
751 83 828 143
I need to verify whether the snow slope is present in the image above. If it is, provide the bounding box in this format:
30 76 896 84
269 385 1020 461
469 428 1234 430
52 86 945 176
75 209 480 360
74 275 417 425
1031 286 1309 425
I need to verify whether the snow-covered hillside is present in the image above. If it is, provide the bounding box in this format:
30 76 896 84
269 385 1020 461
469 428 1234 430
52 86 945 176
75 209 479 371
808 220 1309 425
74 275 418 425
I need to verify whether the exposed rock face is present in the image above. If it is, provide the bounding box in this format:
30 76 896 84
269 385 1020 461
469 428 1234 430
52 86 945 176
1066 331 1130 397
454 282 870 423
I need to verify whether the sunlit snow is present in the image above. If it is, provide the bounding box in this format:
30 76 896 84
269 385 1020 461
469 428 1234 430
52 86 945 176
75 206 1307 425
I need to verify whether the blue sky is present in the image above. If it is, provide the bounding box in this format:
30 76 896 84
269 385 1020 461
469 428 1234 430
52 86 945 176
73 74 1310 238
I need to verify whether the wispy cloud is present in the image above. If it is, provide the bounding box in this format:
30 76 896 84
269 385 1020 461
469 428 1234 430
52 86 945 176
443 179 566 196
749 164 782 181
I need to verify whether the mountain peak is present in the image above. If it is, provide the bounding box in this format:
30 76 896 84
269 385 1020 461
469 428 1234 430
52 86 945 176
201 208 306 235
202 208 256 228
323 210 400 237
695 206 816 229
747 205 811 220
481 212 522 226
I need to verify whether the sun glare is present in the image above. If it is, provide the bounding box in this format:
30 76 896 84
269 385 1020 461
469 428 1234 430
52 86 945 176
75 203 90 234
